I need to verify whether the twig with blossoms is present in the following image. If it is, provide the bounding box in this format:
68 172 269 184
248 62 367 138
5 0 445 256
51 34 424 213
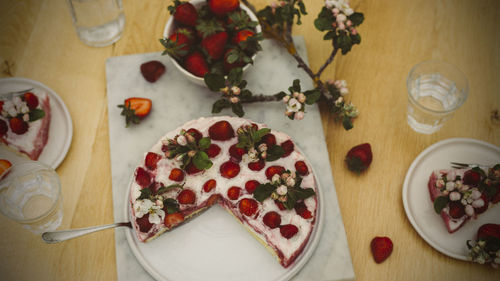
205 0 364 130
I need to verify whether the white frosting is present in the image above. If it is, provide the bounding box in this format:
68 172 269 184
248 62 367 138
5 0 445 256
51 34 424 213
130 116 318 265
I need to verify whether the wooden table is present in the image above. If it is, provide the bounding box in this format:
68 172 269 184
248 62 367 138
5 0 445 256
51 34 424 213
0 0 499 280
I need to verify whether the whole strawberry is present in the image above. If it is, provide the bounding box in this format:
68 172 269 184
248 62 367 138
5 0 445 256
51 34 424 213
208 0 239 16
201 31 228 60
184 52 209 77
170 1 198 27
370 236 393 263
345 143 372 173
140 61 166 83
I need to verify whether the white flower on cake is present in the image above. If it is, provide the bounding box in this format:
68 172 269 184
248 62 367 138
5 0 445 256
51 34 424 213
133 199 165 224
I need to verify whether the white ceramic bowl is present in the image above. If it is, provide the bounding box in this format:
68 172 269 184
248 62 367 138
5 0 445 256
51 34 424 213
163 0 261 86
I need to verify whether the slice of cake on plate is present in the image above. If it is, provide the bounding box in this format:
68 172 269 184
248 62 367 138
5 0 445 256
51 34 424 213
0 90 51 160
129 116 318 268
428 164 500 233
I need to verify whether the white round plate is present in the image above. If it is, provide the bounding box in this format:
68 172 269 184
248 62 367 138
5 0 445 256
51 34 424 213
124 167 324 281
0 77 73 169
402 138 500 260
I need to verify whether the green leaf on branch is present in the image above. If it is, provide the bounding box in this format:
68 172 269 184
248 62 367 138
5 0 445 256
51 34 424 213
304 89 321 105
323 31 336 40
205 73 226 91
314 7 333 31
349 12 364 26
212 99 231 113
351 33 361 45
289 79 301 93
298 1 307 15
274 91 288 100
240 89 252 100
231 102 244 117
228 68 243 85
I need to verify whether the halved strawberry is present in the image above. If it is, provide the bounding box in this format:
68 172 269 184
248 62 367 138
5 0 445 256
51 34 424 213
227 186 242 200
261 133 276 147
280 224 299 239
229 144 246 162
184 52 209 77
164 212 185 228
463 169 482 186
9 117 28 135
140 61 166 83
187 128 203 142
145 152 162 170
220 161 240 178
0 119 7 136
203 179 217 192
345 143 372 173
0 159 12 178
448 201 465 219
265 165 285 180
370 236 393 263
295 161 309 176
185 162 202 175
169 168 185 182
119 97 153 127
244 180 259 194
294 201 312 219
205 144 221 158
248 160 265 171
239 198 258 216
281 140 294 157
23 92 39 110
263 211 281 229
173 2 198 26
136 215 154 233
135 167 151 188
178 189 196 204
208 0 239 16
209 120 235 141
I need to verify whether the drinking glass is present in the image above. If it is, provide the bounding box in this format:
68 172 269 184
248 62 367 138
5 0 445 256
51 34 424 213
67 0 125 47
0 161 63 234
406 60 468 134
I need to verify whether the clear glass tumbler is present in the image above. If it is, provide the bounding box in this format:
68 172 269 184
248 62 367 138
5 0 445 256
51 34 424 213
0 161 63 234
67 0 125 47
406 60 469 134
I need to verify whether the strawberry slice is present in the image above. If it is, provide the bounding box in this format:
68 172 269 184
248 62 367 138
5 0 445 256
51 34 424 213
345 143 373 173
135 167 151 188
9 117 28 135
294 201 312 219
164 212 185 228
275 200 286 211
263 211 281 229
178 189 196 204
227 186 242 200
173 2 198 26
265 165 285 180
145 152 162 170
463 169 482 186
370 236 393 263
229 144 246 162
220 161 240 179
448 201 465 219
245 180 260 194
280 140 294 157
0 159 12 178
203 179 217 192
261 133 276 147
169 168 185 182
140 61 166 83
295 161 309 176
205 144 221 158
208 0 239 16
187 128 203 142
23 92 39 110
248 160 265 171
208 120 235 141
136 215 154 233
280 224 299 239
238 198 258 216
185 162 202 175
0 119 7 136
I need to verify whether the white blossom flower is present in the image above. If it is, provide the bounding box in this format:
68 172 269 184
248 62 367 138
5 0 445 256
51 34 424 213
338 22 346 30
282 95 290 103
436 179 445 188
7 106 17 117
471 189 481 200
293 92 300 98
231 86 241 95
258 143 268 152
295 111 305 120
176 135 187 146
346 20 352 27
471 199 485 208
334 96 344 106
185 133 196 144
281 173 290 180
286 177 296 187
336 14 347 23
350 28 358 35
12 96 22 108
148 207 165 225
22 113 29 122
344 7 354 16
449 191 461 201
276 185 288 196
465 204 475 216
445 181 455 191
272 174 281 184
298 93 306 103
230 97 240 104
287 98 302 112
340 87 349 96
134 199 154 218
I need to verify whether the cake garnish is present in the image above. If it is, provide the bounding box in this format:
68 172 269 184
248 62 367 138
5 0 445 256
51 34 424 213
208 120 235 140
220 161 240 178
466 224 500 268
1 93 46 135
162 129 213 172
235 124 285 164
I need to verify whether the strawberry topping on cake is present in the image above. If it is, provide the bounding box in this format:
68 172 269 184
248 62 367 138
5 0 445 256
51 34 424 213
0 90 51 160
428 164 500 233
129 116 318 268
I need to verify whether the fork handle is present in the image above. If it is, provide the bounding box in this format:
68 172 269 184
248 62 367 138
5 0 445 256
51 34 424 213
41 222 132 244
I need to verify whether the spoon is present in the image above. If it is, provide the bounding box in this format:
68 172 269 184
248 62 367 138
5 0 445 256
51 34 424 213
41 221 132 244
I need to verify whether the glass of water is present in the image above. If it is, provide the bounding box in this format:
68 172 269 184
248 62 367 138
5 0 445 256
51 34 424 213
0 161 63 234
406 60 469 134
67 0 125 47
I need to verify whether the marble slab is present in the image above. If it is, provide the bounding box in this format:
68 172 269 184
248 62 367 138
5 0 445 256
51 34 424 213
106 36 355 281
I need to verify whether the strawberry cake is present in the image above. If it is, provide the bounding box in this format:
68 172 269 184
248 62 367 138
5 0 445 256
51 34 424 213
428 164 500 233
0 90 51 160
129 116 318 268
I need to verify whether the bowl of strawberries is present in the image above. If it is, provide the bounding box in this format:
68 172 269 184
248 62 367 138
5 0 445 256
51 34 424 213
162 0 262 86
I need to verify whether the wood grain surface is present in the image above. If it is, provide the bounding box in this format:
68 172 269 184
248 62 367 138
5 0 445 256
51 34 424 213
0 0 499 280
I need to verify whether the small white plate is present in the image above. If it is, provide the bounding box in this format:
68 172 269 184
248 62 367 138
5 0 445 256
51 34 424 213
0 77 73 169
402 138 500 260
124 172 324 281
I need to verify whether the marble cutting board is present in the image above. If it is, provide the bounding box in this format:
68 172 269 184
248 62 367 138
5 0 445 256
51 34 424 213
106 36 355 281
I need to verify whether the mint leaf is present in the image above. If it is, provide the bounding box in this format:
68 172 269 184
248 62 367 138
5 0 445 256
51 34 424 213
253 183 276 202
193 151 213 170
204 73 226 91
254 128 271 142
138 188 152 200
198 137 211 150
164 198 180 214
266 145 284 162
212 99 231 113
29 108 45 122
433 196 449 214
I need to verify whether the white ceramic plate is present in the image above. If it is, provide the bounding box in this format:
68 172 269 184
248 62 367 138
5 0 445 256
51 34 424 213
0 77 73 169
124 166 324 281
402 138 500 260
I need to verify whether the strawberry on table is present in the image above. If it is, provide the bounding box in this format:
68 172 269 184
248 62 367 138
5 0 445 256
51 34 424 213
208 0 239 16
370 236 393 263
183 52 209 77
118 97 152 127
140 60 166 83
345 143 372 173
